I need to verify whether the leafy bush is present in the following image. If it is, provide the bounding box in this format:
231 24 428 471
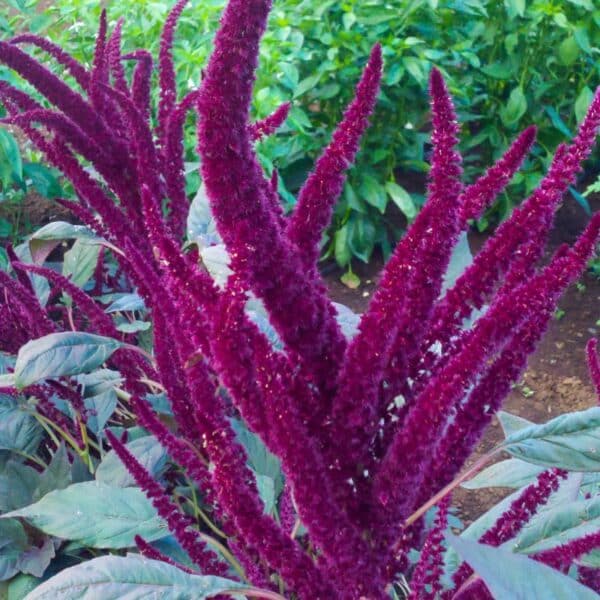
0 1 599 598
4 0 599 267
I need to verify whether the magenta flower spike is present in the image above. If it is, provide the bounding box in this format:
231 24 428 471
196 0 346 395
286 44 382 271
9 33 90 90
3 2 600 597
459 125 537 224
106 19 128 92
249 102 291 142
328 67 462 490
534 531 600 570
586 338 600 401
157 0 188 145
408 495 451 600
105 430 228 575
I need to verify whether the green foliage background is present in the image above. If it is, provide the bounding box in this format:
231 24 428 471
2 0 600 266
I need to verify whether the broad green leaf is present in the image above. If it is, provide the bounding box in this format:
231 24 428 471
0 129 22 189
333 302 360 340
443 233 474 294
334 223 351 267
186 184 221 248
385 181 416 220
558 37 579 66
500 87 527 127
0 461 40 512
575 86 594 125
462 459 545 490
105 293 145 313
200 244 232 288
116 321 151 334
293 73 321 98
24 555 246 600
360 174 387 213
3 482 168 548
504 0 525 19
0 519 28 581
14 333 123 388
22 163 62 199
28 222 100 266
0 395 43 453
497 411 533 437
566 0 593 9
96 436 167 488
501 406 600 471
32 444 72 502
448 534 598 599
511 495 600 555
63 239 101 288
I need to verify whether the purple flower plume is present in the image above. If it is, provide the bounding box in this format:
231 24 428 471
448 468 567 596
196 0 346 397
249 102 291 141
286 44 382 271
586 338 600 401
105 430 228 575
408 495 451 600
2 4 600 598
534 531 600 570
327 67 462 496
157 0 189 145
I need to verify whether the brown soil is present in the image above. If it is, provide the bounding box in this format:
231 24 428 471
325 194 600 526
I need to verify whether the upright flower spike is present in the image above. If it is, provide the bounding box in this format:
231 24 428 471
9 34 90 90
586 338 600 401
196 0 346 396
249 102 291 141
105 431 228 576
286 44 382 272
374 211 600 543
459 125 537 224
408 495 450 600
328 67 462 491
448 468 567 596
125 50 153 123
419 87 600 364
107 18 129 94
157 0 188 145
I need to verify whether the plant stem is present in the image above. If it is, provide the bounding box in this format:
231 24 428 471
404 446 501 528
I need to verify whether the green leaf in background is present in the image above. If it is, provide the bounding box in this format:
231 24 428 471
22 163 62 199
569 186 592 217
385 181 417 221
448 534 598 599
497 411 533 437
96 436 167 488
544 106 573 138
105 293 146 314
461 458 545 490
501 406 600 471
62 239 101 289
293 73 321 99
28 221 100 267
0 461 40 513
500 86 527 127
512 495 600 555
14 332 123 388
22 555 247 600
0 395 43 454
32 444 72 503
504 0 525 19
575 86 594 124
3 482 168 549
0 519 29 581
186 184 221 248
334 222 351 267
360 174 387 213
558 36 579 66
0 128 22 189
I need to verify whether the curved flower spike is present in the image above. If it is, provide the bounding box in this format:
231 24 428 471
287 44 382 272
